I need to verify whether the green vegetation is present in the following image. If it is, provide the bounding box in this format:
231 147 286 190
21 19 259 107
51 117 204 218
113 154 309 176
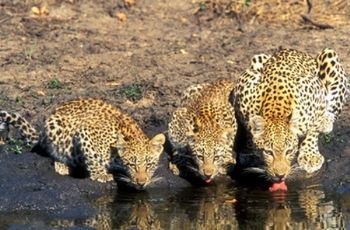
47 79 63 89
5 138 28 154
15 96 24 105
120 84 144 101
196 0 253 17
322 133 334 144
24 43 37 60
199 2 207 11
243 0 252 7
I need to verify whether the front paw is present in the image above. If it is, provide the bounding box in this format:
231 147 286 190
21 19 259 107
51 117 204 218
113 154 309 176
297 153 324 174
91 173 114 183
169 162 180 176
54 162 70 175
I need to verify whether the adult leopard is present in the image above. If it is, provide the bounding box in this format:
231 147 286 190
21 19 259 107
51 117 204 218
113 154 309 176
232 49 348 187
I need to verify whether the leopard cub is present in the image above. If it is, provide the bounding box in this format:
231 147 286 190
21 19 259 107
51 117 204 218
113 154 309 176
167 79 237 185
0 98 165 190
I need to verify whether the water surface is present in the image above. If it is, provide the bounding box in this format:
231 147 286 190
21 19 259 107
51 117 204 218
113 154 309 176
0 181 349 229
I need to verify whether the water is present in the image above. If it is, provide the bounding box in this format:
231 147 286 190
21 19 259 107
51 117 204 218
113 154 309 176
0 182 349 229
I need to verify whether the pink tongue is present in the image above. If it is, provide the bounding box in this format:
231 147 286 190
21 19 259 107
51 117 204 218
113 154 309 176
269 181 288 192
205 178 212 184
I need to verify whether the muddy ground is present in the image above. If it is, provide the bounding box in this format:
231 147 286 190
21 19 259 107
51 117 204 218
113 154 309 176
0 0 350 227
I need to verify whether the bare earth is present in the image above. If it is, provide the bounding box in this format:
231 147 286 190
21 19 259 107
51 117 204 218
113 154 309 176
0 0 350 226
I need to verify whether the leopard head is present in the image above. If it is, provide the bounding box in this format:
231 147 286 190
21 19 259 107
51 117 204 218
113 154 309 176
115 133 165 190
187 127 235 183
249 115 299 182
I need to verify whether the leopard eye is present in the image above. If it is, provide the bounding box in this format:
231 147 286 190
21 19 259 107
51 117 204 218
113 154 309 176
263 150 274 157
197 155 204 161
146 162 153 169
286 149 294 155
213 156 219 161
127 163 136 168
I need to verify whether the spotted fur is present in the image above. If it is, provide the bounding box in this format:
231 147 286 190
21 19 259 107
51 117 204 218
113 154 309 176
0 98 165 189
233 49 348 182
168 79 237 184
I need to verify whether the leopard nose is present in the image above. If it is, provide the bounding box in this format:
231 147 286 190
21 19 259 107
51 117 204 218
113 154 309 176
137 181 145 186
136 179 147 188
204 172 212 178
203 168 214 178
275 174 285 182
135 175 148 187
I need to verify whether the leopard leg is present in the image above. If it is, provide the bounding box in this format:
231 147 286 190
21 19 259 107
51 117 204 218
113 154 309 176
85 154 114 183
316 49 349 133
54 161 70 175
78 133 113 183
218 143 236 175
297 131 324 174
85 151 114 183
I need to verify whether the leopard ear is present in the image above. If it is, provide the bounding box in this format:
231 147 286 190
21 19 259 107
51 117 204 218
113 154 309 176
249 115 265 138
221 128 236 146
150 133 166 155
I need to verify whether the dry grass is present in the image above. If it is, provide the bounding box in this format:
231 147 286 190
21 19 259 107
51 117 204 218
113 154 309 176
193 0 350 27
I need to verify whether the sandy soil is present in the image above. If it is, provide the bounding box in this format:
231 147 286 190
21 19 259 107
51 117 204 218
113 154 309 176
0 0 350 222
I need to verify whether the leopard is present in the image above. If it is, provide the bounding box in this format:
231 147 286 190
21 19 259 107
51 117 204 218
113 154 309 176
167 79 237 185
0 98 165 190
232 48 348 184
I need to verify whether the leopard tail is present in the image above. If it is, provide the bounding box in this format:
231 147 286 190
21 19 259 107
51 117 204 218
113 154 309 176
0 111 39 145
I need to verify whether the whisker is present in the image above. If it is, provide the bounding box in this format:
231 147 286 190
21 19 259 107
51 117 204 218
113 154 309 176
109 164 126 173
115 175 131 182
290 164 303 173
150 177 162 183
187 165 199 172
243 167 266 174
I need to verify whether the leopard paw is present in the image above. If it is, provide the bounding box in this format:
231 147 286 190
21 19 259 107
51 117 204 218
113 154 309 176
169 162 180 176
54 161 70 175
90 172 114 183
297 152 324 174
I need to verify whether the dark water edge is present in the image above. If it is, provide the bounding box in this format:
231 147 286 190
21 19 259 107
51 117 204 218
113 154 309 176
0 181 349 229
0 152 349 229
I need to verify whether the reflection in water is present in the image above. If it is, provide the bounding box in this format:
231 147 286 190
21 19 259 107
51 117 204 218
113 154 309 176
235 186 346 230
0 183 348 229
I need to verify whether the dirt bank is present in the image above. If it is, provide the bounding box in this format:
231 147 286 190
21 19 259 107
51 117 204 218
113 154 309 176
0 0 350 227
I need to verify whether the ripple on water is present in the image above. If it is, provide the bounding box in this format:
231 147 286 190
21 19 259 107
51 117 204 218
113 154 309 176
0 183 349 229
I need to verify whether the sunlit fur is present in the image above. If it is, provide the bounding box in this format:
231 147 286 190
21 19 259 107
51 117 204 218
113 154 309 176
0 98 165 188
116 134 165 189
188 127 235 179
252 118 298 181
168 79 237 183
234 49 348 180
